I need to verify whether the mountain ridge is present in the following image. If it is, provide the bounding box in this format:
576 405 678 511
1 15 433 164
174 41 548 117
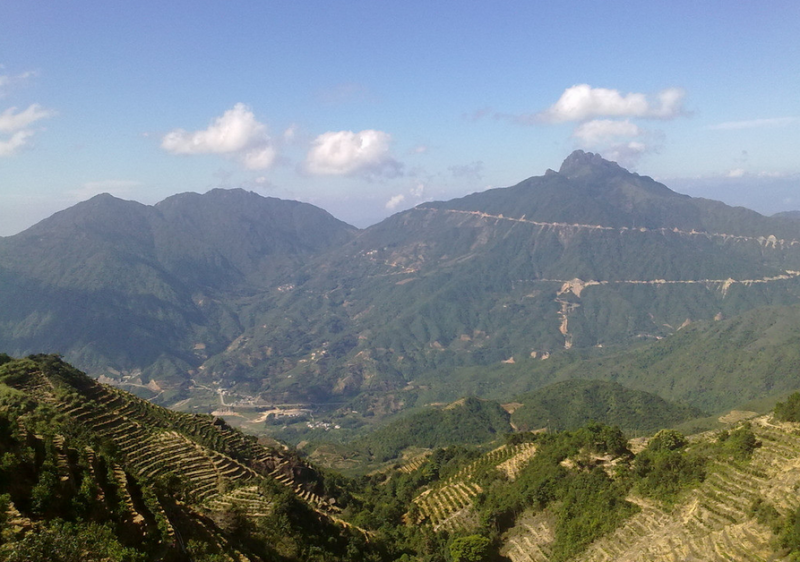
4 152 800 418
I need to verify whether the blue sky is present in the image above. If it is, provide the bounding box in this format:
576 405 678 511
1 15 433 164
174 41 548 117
1 1 799 235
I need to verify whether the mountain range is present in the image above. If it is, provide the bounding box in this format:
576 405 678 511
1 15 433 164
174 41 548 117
4 150 800 419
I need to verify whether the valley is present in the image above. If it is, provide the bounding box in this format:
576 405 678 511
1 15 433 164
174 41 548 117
5 152 800 560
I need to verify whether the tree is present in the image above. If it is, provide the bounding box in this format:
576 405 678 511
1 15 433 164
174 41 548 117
775 392 800 422
646 429 687 453
449 535 491 562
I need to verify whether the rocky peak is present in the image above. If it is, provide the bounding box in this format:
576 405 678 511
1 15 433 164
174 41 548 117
558 150 625 179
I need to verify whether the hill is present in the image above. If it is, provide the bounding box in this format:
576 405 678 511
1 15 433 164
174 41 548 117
509 380 704 432
5 354 800 561
0 354 376 561
298 382 703 470
351 397 512 462
0 190 356 392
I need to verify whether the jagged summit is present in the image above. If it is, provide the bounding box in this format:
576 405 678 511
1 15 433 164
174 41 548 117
558 149 626 179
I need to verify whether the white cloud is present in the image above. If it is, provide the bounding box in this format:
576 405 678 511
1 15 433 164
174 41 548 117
0 129 34 156
707 117 797 131
305 129 402 177
538 84 685 123
161 103 275 169
727 168 747 178
573 119 642 145
571 119 654 168
602 141 648 167
0 71 56 157
240 146 277 170
0 104 55 133
385 194 405 209
410 182 425 198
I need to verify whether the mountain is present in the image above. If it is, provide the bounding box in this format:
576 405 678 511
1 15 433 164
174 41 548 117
5 152 800 418
200 151 800 411
0 190 356 389
773 210 800 220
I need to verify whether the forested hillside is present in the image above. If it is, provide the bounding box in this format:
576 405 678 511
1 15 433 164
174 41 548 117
4 152 800 421
195 151 800 412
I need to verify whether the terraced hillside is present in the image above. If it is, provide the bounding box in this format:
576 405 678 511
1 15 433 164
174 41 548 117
502 417 800 562
0 354 375 561
411 442 537 531
14 355 331 512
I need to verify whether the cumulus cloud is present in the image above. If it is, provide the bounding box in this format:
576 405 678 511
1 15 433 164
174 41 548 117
283 124 298 143
538 84 685 123
462 106 492 122
602 142 648 168
161 103 276 170
305 129 402 177
570 118 658 168
707 117 797 131
573 119 642 145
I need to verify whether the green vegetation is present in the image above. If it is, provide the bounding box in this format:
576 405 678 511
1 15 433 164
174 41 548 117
633 429 706 505
510 379 703 432
449 535 491 562
717 423 760 460
0 355 385 562
6 152 800 421
352 397 511 462
775 391 800 422
1 520 145 562
472 424 635 560
2 353 799 561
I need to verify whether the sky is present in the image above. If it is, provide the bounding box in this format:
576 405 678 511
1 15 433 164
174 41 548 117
1 1 799 235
